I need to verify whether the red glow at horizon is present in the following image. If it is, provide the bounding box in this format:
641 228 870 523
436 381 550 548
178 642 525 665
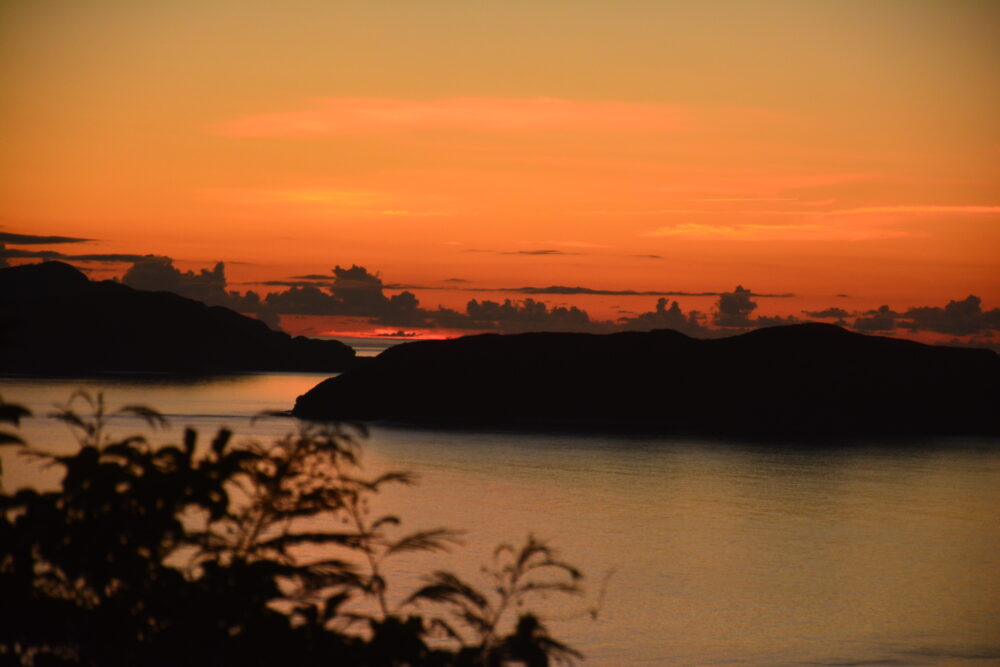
1 1 997 321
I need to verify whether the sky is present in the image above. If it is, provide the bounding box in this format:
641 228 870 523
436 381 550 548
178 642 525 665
2 0 998 336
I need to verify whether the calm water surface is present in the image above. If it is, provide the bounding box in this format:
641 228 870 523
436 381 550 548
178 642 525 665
2 373 999 666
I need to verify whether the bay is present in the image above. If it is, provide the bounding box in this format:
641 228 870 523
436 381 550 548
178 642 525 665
2 373 999 666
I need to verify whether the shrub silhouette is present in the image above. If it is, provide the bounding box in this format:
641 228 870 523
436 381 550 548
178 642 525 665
0 393 585 666
407 537 584 666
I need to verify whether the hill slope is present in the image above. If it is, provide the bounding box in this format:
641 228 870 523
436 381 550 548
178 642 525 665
293 324 999 435
0 262 357 373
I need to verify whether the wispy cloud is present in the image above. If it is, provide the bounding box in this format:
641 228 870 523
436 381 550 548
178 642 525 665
409 282 793 298
202 187 452 217
215 97 692 137
643 222 915 242
501 249 581 256
835 205 1000 215
689 197 798 203
490 285 794 297
205 187 377 207
0 232 91 245
552 241 609 248
0 248 152 263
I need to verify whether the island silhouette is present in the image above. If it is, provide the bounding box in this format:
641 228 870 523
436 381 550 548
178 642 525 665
294 324 999 435
0 261 358 373
4 260 997 435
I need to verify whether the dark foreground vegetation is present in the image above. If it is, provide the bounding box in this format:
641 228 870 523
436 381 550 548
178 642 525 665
294 323 1000 435
0 394 586 666
0 262 358 373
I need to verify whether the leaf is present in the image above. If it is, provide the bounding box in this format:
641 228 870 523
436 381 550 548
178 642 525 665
517 581 583 597
183 428 197 458
406 571 489 611
366 470 416 490
49 409 86 431
384 528 463 557
211 428 232 456
259 532 364 551
0 432 25 446
116 405 168 429
428 617 464 643
0 400 31 426
370 515 401 531
322 592 352 622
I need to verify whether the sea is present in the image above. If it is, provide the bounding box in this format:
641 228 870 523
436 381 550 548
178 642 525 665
1 368 999 666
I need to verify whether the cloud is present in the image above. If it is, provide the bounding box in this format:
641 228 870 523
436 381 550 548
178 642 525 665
640 202 1000 243
632 254 665 260
836 205 1000 216
405 281 795 298
257 280 331 288
458 298 607 334
253 267 616 334
852 305 897 332
264 264 426 326
483 285 794 298
0 246 155 264
118 260 429 329
123 256 230 304
216 97 690 137
861 306 902 317
552 241 608 249
500 249 581 256
618 298 708 336
791 295 1000 341
442 278 470 283
715 285 759 327
464 248 630 258
903 295 1000 336
803 307 852 318
644 222 913 242
754 314 800 327
690 197 798 203
0 232 91 245
0 229 147 265
617 286 803 335
260 285 337 315
115 256 278 330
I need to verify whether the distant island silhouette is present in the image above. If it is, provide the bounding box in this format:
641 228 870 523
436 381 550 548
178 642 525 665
0 261 358 373
294 324 999 435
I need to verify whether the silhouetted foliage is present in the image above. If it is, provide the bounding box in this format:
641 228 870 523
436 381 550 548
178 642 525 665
407 537 584 666
0 394 585 666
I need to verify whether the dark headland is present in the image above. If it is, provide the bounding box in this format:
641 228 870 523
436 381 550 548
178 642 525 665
0 261 358 373
294 325 999 435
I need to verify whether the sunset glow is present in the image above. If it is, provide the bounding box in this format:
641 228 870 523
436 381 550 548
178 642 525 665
2 0 997 339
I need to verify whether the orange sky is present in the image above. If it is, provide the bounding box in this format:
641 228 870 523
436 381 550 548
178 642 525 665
2 0 998 319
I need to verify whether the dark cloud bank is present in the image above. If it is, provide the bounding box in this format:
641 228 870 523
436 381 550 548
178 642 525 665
9 243 996 347
0 243 151 266
107 257 1000 347
0 232 91 245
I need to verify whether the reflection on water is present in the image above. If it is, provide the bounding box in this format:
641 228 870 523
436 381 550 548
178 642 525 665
322 336 404 357
2 374 999 666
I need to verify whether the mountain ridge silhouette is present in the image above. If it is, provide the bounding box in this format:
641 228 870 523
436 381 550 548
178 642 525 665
294 324 999 435
0 261 358 373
